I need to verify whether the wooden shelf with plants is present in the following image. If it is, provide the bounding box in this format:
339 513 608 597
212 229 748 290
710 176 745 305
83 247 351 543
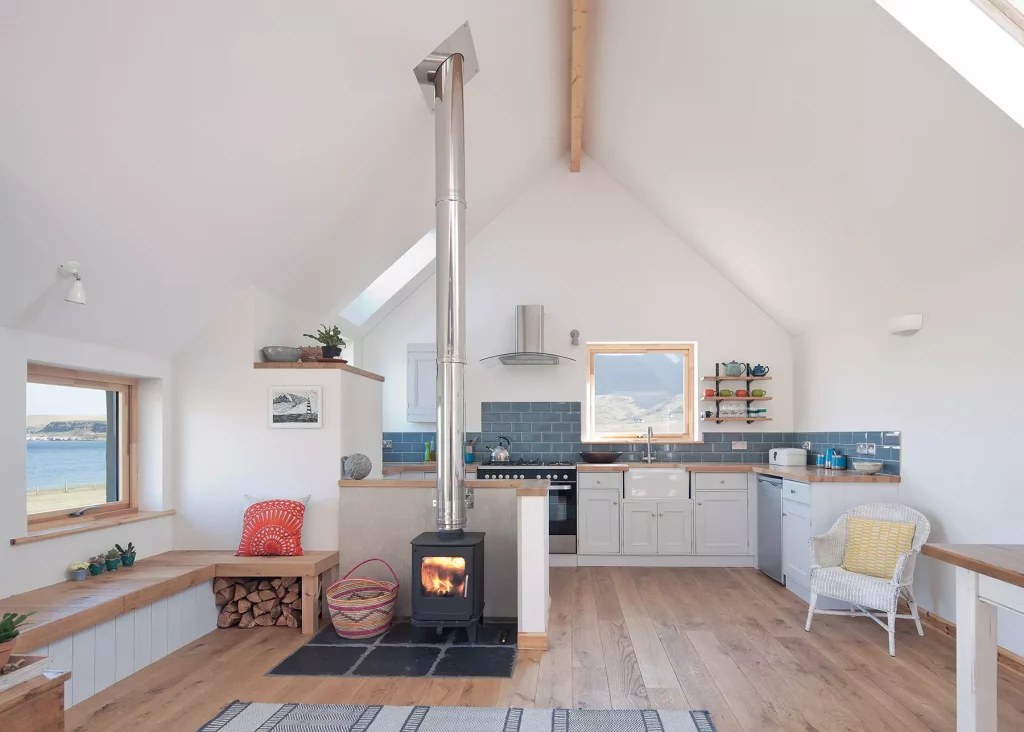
702 362 774 425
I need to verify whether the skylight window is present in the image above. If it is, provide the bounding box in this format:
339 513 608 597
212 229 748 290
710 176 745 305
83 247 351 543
341 230 436 326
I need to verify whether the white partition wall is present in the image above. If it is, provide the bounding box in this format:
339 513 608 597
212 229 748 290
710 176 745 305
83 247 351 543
24 580 220 709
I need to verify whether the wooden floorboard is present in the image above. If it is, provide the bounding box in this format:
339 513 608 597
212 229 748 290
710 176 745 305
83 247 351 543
65 567 1024 732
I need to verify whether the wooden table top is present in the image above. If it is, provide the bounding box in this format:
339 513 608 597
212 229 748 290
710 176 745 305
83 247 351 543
921 544 1024 589
0 670 70 714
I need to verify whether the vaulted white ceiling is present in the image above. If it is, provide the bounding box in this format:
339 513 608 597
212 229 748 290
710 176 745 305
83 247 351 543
0 1 568 354
3 1 1023 352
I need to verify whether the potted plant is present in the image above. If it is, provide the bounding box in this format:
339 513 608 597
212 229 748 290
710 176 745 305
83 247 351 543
116 542 136 567
88 555 105 575
104 548 121 572
302 324 346 360
0 612 34 668
68 562 89 581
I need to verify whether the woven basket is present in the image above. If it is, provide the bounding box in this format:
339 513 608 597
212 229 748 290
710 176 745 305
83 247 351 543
326 558 400 640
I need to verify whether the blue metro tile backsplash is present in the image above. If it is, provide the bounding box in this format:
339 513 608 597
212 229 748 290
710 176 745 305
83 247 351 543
382 405 901 475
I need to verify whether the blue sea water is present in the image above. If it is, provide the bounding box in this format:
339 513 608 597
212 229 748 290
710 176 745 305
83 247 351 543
26 441 107 491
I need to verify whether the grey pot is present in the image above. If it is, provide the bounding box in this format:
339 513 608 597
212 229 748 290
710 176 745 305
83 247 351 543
343 453 372 480
262 346 302 362
70 569 87 581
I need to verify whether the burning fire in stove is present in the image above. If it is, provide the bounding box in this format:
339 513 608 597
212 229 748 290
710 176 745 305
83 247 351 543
420 556 467 597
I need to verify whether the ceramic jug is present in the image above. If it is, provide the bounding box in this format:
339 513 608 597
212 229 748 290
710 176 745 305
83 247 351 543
723 361 746 377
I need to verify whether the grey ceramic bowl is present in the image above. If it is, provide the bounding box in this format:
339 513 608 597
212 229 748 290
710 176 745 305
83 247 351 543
262 346 302 362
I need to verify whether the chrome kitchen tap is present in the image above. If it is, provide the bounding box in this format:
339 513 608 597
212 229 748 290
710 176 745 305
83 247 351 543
642 426 656 463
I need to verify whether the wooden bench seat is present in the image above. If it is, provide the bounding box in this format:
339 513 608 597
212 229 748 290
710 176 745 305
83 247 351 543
3 550 339 652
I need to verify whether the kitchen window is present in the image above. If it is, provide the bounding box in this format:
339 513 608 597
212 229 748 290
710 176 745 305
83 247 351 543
26 364 138 525
584 343 695 443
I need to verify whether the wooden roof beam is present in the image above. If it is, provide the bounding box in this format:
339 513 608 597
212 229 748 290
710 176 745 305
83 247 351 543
570 0 587 172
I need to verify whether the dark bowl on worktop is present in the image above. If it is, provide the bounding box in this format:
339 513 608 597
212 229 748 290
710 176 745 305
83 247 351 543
579 451 623 464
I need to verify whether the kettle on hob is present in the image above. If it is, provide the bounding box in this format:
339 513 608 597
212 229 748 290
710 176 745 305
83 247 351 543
487 435 512 463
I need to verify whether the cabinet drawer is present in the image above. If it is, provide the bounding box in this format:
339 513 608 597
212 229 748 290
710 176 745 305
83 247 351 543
580 472 624 491
693 472 747 492
782 479 811 506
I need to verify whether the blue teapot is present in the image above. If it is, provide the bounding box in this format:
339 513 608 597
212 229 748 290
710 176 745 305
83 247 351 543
750 364 770 377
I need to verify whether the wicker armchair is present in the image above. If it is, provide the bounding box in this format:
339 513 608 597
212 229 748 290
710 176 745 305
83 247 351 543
804 503 931 657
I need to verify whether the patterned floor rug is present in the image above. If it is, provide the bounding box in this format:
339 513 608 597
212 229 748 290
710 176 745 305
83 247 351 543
199 702 717 731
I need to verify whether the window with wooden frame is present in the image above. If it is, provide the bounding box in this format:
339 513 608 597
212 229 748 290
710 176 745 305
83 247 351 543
26 364 138 526
584 343 696 443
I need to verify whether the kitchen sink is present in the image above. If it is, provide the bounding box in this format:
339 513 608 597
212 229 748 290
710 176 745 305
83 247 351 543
624 468 688 499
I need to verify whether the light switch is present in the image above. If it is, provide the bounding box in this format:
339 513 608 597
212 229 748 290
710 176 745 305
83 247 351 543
382 439 393 449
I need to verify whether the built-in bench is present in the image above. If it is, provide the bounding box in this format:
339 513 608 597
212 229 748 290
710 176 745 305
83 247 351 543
0 550 339 709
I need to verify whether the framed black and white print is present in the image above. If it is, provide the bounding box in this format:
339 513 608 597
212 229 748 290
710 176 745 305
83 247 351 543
269 386 323 429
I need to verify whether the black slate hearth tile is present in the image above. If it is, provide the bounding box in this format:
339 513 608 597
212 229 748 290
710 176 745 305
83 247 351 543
268 645 365 676
450 622 517 646
432 647 517 678
352 646 440 677
307 624 371 646
379 621 451 645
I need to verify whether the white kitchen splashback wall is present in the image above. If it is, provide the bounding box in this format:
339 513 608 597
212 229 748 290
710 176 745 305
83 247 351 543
794 288 1024 653
362 157 793 433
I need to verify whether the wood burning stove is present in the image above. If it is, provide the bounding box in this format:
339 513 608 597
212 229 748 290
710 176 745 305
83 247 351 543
410 531 485 642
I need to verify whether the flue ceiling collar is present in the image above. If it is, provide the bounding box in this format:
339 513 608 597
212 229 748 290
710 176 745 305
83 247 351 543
413 22 479 109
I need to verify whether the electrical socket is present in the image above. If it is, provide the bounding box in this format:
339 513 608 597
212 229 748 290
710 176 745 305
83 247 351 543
382 439 393 449
732 441 747 450
856 443 877 455
802 441 811 450
867 443 877 456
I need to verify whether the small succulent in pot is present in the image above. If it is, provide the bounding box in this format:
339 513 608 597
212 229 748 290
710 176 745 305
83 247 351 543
116 542 136 567
88 555 106 575
0 611 34 668
68 562 89 581
303 324 346 359
104 548 122 571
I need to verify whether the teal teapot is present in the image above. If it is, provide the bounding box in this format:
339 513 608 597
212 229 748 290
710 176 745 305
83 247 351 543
723 361 746 377
750 364 770 377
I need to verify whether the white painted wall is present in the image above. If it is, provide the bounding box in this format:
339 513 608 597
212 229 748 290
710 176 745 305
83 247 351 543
794 261 1024 652
0 327 174 597
362 157 793 434
173 288 382 552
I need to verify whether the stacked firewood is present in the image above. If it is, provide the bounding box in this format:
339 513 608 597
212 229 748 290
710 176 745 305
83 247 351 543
214 577 302 629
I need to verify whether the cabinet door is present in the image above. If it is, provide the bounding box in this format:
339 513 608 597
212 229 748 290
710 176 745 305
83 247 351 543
657 500 693 555
622 501 658 555
406 344 436 423
578 490 620 555
694 491 749 555
782 499 812 589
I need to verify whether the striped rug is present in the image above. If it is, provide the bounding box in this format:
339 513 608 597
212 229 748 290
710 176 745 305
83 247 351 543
199 702 716 731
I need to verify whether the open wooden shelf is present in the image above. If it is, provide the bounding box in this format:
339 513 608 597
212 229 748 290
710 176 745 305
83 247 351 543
701 375 772 381
253 361 384 382
709 417 773 423
701 396 773 402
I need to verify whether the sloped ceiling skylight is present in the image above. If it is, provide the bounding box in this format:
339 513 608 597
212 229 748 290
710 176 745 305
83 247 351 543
340 230 436 326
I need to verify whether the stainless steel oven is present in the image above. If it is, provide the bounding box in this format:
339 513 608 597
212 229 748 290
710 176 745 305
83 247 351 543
477 464 577 554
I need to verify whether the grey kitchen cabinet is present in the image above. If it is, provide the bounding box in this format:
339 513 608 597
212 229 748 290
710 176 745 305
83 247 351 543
782 497 813 590
406 343 436 423
657 500 694 555
578 489 620 554
622 501 658 555
694 490 749 555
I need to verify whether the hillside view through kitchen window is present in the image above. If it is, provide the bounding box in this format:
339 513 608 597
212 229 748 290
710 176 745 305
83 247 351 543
26 365 135 521
585 343 695 441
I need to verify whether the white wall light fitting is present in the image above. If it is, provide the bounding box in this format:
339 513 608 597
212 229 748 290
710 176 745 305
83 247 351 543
887 313 922 336
58 260 87 305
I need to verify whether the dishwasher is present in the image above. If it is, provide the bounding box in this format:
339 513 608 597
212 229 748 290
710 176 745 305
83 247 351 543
757 474 784 583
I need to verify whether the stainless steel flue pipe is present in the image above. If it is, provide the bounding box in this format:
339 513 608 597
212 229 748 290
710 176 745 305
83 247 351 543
433 52 467 536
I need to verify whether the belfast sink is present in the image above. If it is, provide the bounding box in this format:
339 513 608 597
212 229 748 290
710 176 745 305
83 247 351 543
624 468 688 499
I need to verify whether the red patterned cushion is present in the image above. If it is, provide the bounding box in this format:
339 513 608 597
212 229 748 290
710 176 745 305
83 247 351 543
236 499 306 557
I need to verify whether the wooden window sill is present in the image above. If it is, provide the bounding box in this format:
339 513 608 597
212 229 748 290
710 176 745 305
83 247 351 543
11 510 176 546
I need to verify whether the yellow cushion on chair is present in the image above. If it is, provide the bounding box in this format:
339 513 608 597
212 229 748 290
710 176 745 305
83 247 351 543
842 517 916 579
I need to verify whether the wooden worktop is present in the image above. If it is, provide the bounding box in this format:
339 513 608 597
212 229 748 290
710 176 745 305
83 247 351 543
921 544 1024 589
577 462 900 483
338 478 549 497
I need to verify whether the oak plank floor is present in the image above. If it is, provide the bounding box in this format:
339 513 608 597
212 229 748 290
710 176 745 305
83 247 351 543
66 567 1024 732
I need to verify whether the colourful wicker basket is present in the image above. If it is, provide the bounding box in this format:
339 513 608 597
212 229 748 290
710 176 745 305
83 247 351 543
326 558 400 639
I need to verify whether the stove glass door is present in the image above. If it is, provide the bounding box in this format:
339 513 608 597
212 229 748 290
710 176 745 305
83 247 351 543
548 482 577 535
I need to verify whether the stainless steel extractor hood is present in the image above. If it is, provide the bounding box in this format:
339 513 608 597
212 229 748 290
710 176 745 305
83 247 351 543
481 305 576 366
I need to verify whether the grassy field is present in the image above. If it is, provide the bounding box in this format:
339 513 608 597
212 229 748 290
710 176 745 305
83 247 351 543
27 484 107 515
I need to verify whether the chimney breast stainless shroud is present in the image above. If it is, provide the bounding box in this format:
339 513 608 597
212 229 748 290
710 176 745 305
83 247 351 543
415 24 478 537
